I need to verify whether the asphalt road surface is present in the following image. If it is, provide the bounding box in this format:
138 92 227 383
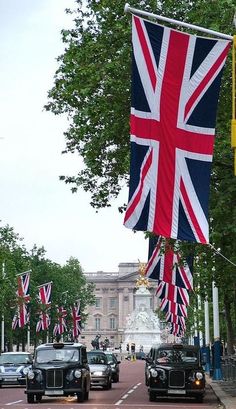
0 359 220 409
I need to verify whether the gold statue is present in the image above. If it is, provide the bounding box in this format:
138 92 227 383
136 261 149 288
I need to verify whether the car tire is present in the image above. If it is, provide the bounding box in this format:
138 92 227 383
77 388 85 403
149 391 156 402
36 394 42 403
195 395 204 403
85 390 89 400
113 374 119 383
27 394 35 404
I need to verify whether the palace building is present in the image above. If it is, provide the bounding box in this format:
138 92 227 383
81 262 160 350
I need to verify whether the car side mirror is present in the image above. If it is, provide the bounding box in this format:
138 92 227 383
117 361 121 364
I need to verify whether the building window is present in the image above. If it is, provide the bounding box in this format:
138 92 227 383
95 298 101 308
109 298 116 309
109 317 116 330
95 317 101 331
124 295 129 301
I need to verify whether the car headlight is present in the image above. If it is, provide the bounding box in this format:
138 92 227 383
27 370 35 380
150 369 158 377
23 367 30 375
195 372 204 380
93 371 103 376
74 369 82 379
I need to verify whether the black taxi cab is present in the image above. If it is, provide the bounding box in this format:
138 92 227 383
145 343 205 403
25 342 90 403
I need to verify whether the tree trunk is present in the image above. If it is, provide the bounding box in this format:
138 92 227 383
224 297 235 354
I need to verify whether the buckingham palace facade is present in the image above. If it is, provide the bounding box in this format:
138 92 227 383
81 262 159 350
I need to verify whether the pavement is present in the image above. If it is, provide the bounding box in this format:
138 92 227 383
207 375 236 409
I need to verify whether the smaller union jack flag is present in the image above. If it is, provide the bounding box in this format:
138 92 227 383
36 282 52 333
165 312 186 328
146 237 193 290
12 271 31 330
36 312 50 333
156 281 189 305
71 301 81 340
160 298 187 318
169 323 185 337
53 306 67 336
38 282 52 306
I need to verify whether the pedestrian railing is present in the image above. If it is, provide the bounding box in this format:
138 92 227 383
221 356 236 381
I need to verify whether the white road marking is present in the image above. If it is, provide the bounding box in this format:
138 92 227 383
121 394 128 399
115 400 123 405
6 401 23 406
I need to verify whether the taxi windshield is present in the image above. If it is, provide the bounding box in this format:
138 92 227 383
156 348 198 364
36 348 79 363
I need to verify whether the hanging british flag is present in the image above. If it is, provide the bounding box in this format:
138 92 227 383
124 15 231 243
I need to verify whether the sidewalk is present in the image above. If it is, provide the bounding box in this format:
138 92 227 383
207 375 236 409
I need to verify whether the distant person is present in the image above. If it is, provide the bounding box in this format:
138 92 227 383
126 343 130 353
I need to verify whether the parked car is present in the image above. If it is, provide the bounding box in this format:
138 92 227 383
103 351 120 382
25 342 90 403
0 351 33 387
145 343 205 403
87 351 112 389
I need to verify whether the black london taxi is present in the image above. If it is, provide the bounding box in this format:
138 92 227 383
145 343 205 403
25 342 90 403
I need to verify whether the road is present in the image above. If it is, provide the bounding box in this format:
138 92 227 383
0 359 219 408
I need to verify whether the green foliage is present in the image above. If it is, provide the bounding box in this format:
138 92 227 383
0 223 95 349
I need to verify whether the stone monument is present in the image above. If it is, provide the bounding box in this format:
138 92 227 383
123 263 161 353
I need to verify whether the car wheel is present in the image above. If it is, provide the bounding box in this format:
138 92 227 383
36 394 42 403
85 390 89 400
113 374 119 383
149 391 156 402
77 389 85 403
27 394 35 404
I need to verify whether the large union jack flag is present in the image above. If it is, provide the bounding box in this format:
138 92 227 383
160 298 188 318
12 271 30 329
124 16 231 243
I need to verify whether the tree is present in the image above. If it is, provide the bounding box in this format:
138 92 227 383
46 0 236 348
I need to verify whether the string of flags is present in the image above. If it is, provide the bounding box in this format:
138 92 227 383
145 236 193 337
11 272 81 340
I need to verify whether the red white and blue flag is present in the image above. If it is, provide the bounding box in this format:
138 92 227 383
166 312 186 328
146 236 193 290
36 312 50 333
156 281 189 305
160 298 188 318
124 15 231 243
36 282 52 332
53 306 67 336
12 271 30 329
71 301 81 340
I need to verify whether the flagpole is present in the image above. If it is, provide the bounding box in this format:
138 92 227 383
124 4 233 41
1 262 6 352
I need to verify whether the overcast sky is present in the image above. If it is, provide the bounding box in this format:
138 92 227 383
0 0 147 272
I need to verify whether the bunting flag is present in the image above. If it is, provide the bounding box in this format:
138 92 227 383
160 298 188 318
71 301 81 340
165 312 186 328
146 236 193 290
156 281 189 305
169 323 185 337
12 271 30 329
123 15 231 243
36 282 52 333
53 306 67 337
36 312 50 333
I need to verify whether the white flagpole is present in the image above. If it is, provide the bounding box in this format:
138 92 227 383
124 4 233 41
1 262 6 352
